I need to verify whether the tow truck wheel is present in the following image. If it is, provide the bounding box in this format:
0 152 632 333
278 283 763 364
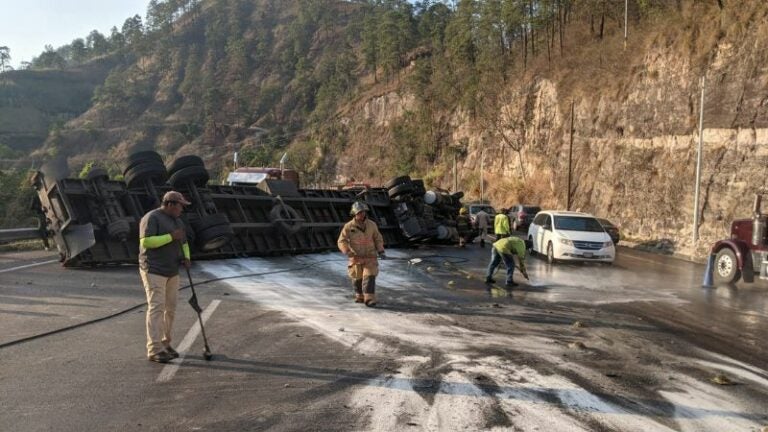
714 248 741 284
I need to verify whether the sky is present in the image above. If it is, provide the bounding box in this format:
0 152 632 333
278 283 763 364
1 0 149 67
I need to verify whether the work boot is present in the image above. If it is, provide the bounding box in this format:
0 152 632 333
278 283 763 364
148 351 172 364
354 294 364 303
364 293 377 307
506 281 518 288
165 346 179 359
484 278 495 284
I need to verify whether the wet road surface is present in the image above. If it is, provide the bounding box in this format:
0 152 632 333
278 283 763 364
1 244 767 431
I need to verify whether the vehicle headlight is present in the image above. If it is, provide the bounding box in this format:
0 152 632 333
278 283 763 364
603 241 613 247
559 238 573 246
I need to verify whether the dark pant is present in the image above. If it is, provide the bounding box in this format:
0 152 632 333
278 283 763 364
485 248 516 285
353 276 376 295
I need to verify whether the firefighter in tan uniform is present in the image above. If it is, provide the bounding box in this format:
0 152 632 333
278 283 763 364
337 202 385 307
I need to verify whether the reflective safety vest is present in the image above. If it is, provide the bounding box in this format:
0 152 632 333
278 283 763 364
494 213 510 235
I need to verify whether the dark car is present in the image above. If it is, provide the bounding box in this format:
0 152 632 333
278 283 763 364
597 218 620 245
508 205 541 231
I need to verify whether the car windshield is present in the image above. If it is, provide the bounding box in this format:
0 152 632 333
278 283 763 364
470 206 495 215
522 206 540 213
597 218 615 228
554 216 605 232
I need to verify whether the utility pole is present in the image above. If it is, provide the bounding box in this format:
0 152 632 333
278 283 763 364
624 0 628 49
453 152 458 192
567 100 574 211
693 75 706 245
480 148 485 203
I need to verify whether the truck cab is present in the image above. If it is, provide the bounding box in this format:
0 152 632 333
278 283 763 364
709 194 768 284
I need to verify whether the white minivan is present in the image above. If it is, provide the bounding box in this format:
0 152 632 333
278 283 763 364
527 211 615 264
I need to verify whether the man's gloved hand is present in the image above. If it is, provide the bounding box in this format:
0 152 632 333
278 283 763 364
378 251 387 260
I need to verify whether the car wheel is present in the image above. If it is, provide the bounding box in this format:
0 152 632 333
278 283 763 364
546 242 555 264
528 236 536 256
714 248 741 284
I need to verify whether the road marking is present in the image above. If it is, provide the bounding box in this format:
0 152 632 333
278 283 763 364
0 259 58 274
620 251 698 268
156 299 221 383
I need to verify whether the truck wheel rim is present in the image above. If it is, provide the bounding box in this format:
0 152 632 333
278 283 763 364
717 256 733 276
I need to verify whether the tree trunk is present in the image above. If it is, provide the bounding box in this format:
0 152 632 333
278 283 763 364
599 13 605 40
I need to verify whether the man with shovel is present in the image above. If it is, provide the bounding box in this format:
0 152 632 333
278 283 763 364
485 236 529 288
139 191 191 363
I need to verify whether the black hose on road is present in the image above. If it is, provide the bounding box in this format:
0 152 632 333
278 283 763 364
0 254 466 350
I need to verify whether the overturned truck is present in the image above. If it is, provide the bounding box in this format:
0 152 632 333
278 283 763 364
31 151 474 267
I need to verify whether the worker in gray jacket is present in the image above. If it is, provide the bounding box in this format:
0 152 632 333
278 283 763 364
139 191 192 363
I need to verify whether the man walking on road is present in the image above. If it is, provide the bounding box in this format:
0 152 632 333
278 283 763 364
139 191 191 363
337 201 385 307
475 208 490 248
494 208 511 239
485 236 529 287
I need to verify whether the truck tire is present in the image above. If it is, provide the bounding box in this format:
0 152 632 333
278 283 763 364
192 213 229 232
86 167 109 182
197 224 234 251
124 151 164 175
269 203 303 235
385 176 412 189
168 165 209 188
167 155 205 176
388 183 414 199
714 248 741 284
124 161 168 189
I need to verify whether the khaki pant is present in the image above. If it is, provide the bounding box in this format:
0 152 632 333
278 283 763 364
140 269 179 357
348 262 378 301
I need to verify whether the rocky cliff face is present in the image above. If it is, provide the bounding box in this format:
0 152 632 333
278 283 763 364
336 1 768 258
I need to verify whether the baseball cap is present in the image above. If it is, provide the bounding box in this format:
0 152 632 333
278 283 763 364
162 191 191 206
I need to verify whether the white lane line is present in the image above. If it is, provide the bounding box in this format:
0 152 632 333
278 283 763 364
0 259 58 274
156 299 221 383
620 252 695 268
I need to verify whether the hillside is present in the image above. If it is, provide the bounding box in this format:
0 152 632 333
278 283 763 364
2 0 768 256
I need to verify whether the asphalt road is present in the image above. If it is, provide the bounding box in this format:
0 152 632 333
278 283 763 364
1 243 767 431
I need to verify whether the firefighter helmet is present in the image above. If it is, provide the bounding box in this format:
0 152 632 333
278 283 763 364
459 207 468 215
350 201 370 216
